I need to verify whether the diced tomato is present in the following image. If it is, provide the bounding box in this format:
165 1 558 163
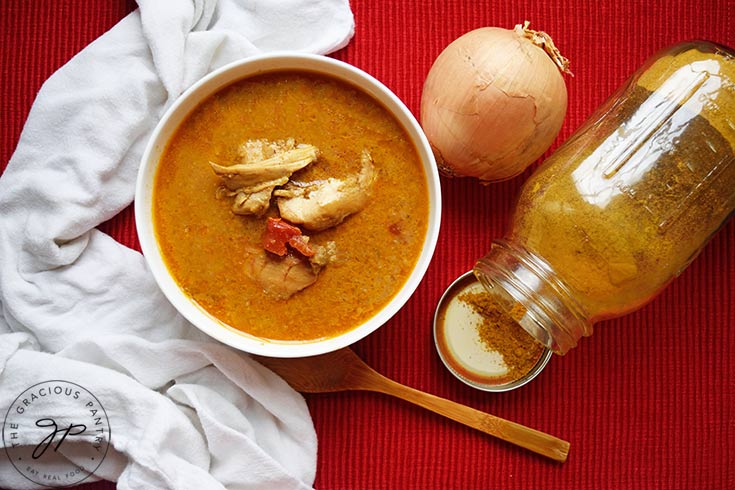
388 222 402 235
262 217 300 256
262 217 315 257
288 234 316 257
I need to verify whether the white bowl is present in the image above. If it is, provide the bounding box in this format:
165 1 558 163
135 52 441 357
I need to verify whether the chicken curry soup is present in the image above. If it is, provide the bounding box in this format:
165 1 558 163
153 71 430 342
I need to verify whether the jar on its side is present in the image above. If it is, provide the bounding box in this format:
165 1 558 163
474 41 735 354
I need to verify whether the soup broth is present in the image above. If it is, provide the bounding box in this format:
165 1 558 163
153 71 430 342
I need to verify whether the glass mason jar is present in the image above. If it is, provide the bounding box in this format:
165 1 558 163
474 41 735 354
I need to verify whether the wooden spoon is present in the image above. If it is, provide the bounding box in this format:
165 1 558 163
255 347 570 462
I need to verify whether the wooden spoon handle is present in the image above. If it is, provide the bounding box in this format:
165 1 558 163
365 374 570 462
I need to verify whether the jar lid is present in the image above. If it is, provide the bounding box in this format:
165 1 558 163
433 271 552 392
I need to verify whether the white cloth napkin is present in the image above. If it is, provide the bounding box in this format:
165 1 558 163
0 1 354 489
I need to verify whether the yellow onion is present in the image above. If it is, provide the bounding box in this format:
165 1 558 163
420 21 571 182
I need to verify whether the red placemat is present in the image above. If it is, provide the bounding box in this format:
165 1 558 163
2 1 734 489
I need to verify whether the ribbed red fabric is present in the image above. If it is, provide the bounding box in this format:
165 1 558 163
1 1 733 489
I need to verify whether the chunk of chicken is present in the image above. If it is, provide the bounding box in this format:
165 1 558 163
246 251 319 300
274 150 376 231
216 176 290 216
310 240 337 267
245 238 338 300
211 139 318 216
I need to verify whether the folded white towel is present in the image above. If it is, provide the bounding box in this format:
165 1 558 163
0 1 354 489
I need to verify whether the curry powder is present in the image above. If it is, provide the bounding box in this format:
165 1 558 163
459 291 545 380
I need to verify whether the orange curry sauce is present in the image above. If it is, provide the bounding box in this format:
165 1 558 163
153 71 429 342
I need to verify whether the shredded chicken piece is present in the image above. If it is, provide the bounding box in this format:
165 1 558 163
274 150 376 231
245 238 338 300
246 251 319 300
216 176 290 216
310 241 337 267
210 138 318 216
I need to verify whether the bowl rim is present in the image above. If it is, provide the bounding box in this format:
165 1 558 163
135 52 441 358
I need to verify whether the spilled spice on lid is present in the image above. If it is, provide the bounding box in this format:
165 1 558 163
458 291 545 381
434 272 550 390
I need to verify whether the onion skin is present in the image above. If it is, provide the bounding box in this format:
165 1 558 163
420 23 569 183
